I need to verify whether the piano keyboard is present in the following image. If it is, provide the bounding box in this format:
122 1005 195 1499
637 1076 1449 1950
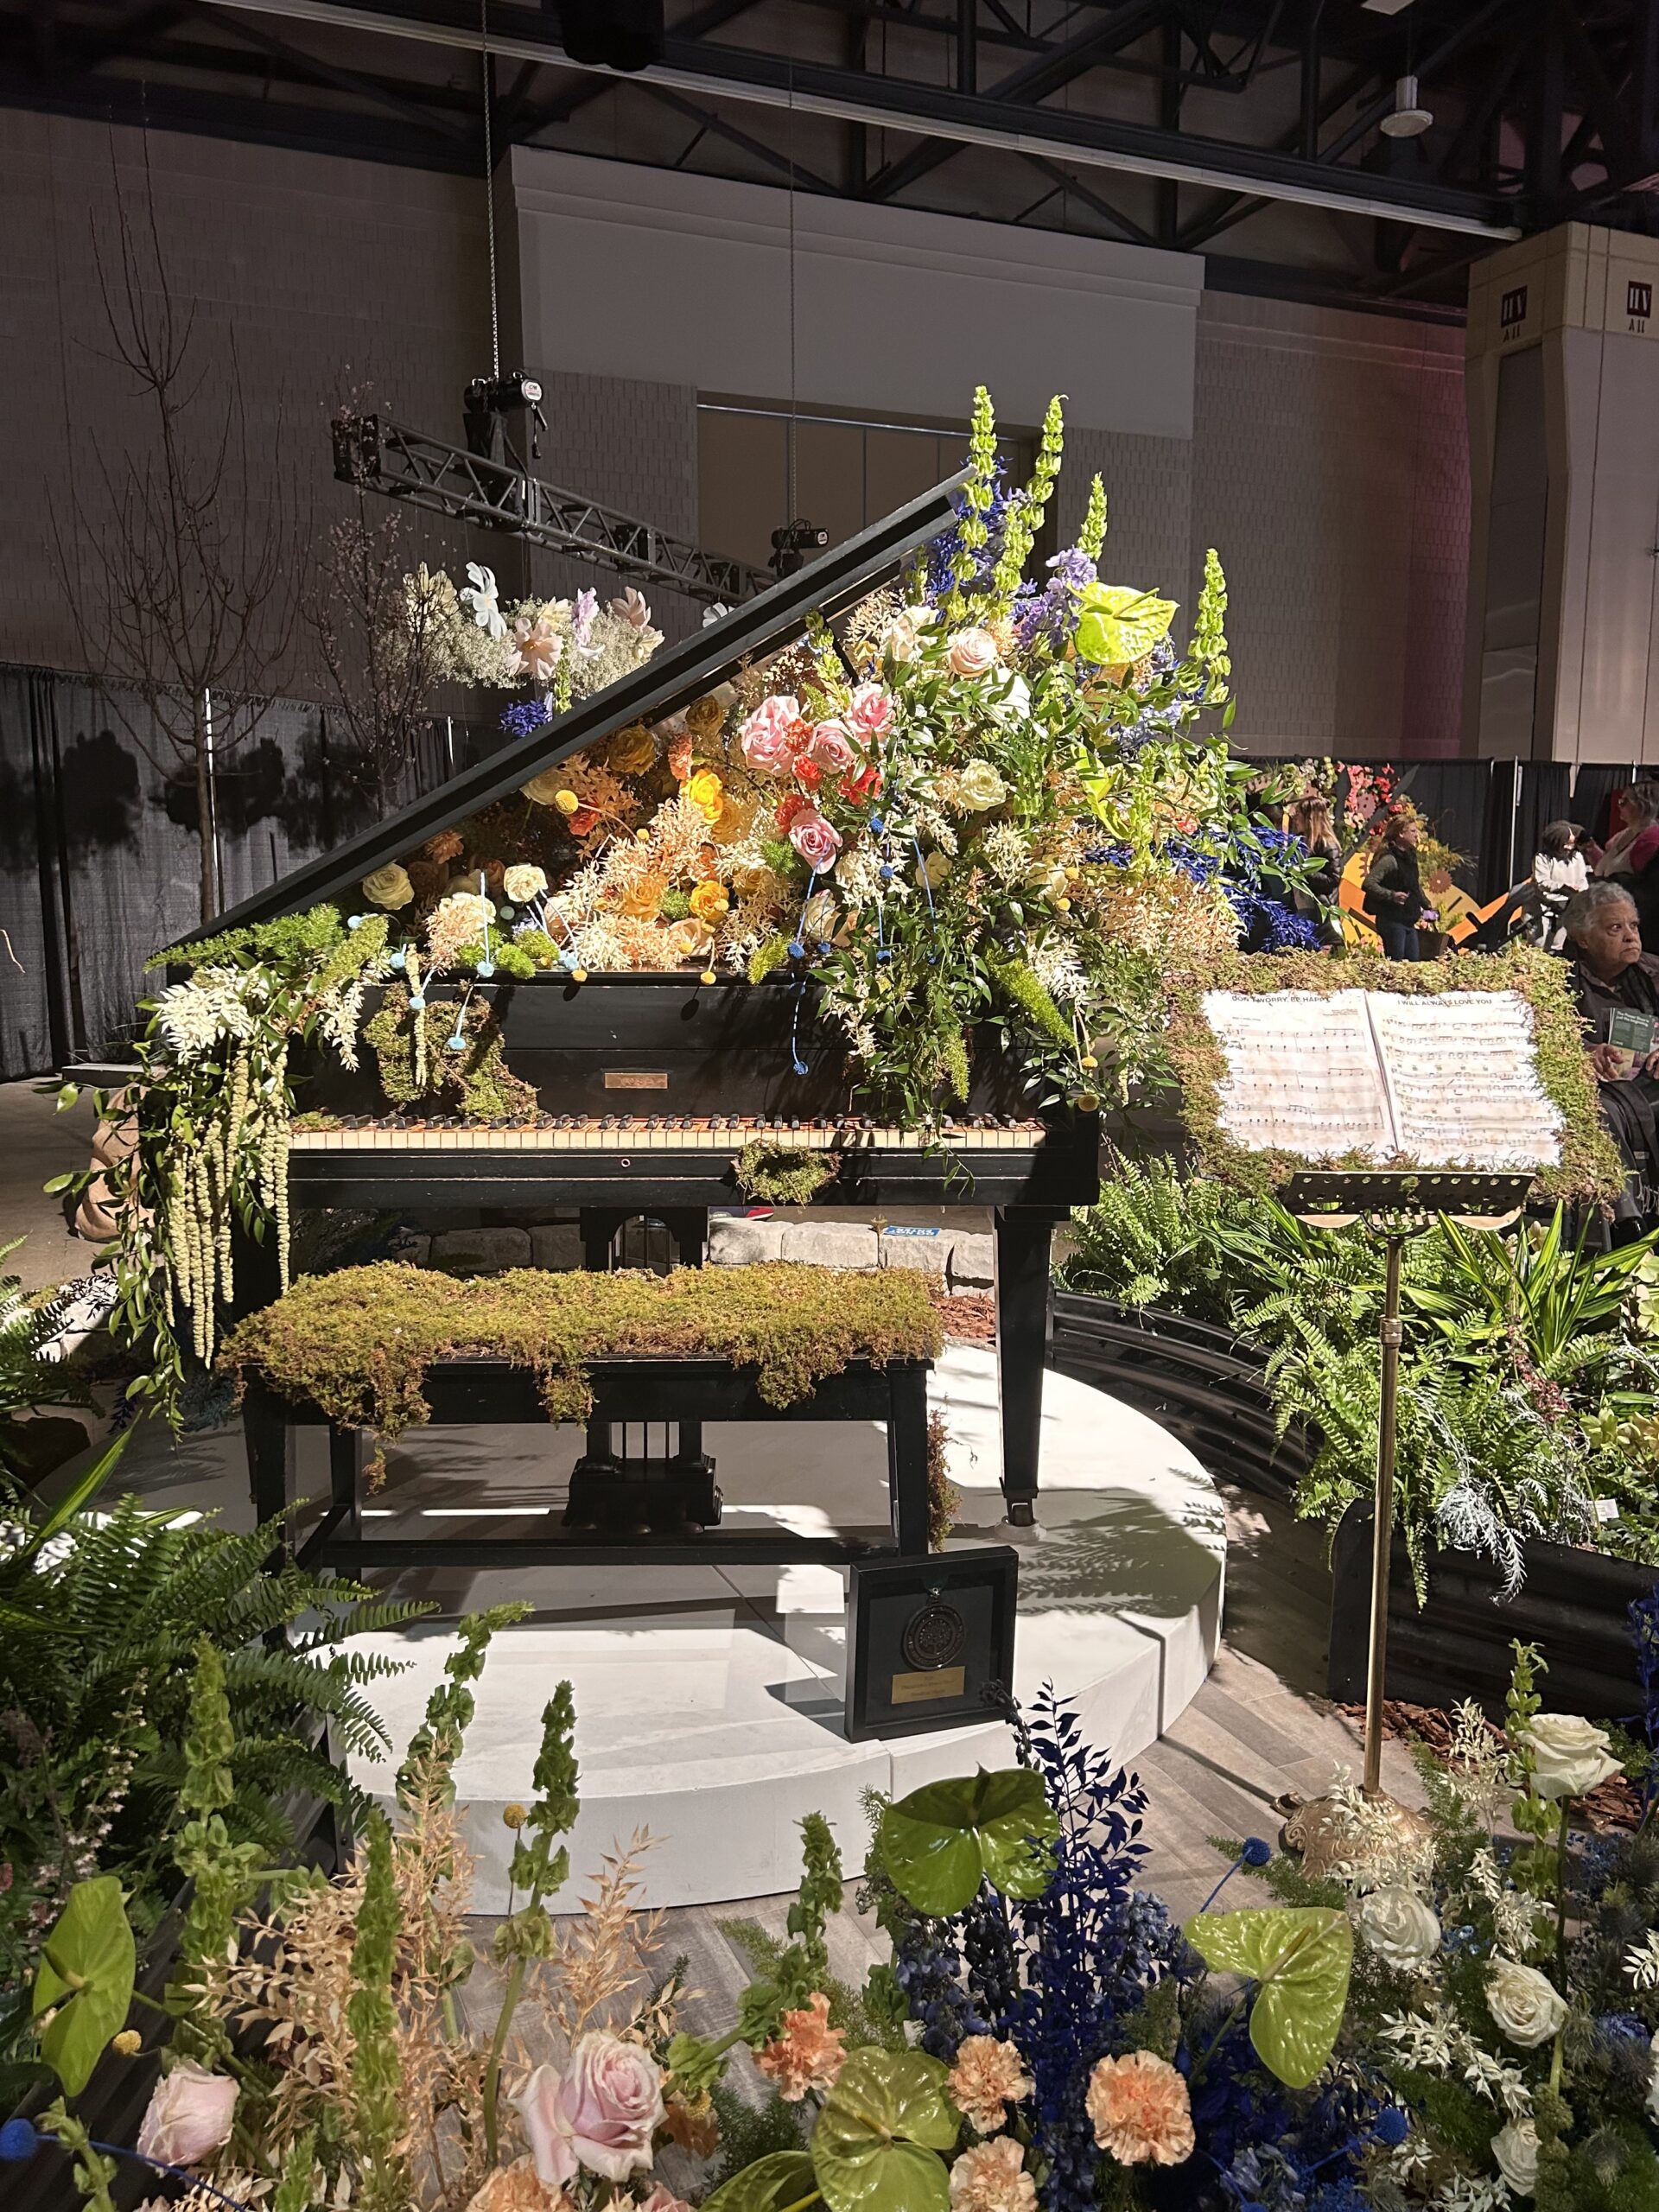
289 1114 1051 1154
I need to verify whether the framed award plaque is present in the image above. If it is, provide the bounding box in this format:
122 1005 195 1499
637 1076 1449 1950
843 1548 1019 1741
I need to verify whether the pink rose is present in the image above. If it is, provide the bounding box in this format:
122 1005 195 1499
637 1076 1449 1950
789 808 843 874
637 2191 693 2212
846 683 894 745
137 2062 238 2168
947 627 1000 679
739 694 807 777
806 719 857 775
513 2064 579 2189
558 2032 665 2183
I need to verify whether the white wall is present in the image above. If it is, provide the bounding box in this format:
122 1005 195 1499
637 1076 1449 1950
506 148 1203 441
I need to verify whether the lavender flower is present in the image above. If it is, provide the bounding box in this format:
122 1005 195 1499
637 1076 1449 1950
501 698 553 740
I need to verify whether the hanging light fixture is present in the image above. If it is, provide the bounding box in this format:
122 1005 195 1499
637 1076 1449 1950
1380 73 1433 137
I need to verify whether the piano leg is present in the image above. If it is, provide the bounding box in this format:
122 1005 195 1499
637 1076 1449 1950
245 1376 294 1556
886 1358 931 1556
994 1207 1059 1527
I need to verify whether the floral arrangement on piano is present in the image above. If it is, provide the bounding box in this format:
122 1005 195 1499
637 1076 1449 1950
16 1618 1659 2212
345 388 1310 1125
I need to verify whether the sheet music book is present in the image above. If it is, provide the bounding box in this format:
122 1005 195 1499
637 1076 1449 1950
1201 988 1564 1171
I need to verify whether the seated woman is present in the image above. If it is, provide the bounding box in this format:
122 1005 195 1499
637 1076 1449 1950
1564 880 1659 1225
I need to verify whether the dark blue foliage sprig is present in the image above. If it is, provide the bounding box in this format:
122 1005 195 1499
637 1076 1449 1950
1627 1580 1659 1810
500 697 552 740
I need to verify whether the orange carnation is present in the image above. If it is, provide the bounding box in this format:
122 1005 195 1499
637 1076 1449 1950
1084 2052 1194 2168
667 731 694 781
755 1993 845 2101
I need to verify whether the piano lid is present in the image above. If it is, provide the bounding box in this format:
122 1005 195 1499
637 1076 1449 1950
177 468 966 946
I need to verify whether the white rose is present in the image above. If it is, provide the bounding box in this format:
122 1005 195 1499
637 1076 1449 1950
503 864 548 904
1520 1714 1624 1802
1491 2117 1538 2196
1351 1885 1441 1972
1486 1961 1567 2048
361 863 414 911
957 760 1007 810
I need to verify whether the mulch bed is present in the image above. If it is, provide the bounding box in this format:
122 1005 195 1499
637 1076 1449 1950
1337 1698 1645 1832
935 1290 996 1344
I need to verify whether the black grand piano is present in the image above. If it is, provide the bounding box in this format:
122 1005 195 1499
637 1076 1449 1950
179 474 1099 1557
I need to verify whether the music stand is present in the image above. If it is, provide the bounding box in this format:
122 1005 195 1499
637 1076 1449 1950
1279 1169 1535 1868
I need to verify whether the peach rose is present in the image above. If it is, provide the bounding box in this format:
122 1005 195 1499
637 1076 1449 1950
806 720 857 776
846 683 894 745
947 628 1000 679
788 809 843 874
558 2033 665 2183
740 694 807 777
137 2062 238 2168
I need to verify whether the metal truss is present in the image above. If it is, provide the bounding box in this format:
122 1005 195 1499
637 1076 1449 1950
3 0 1657 309
334 412 772 607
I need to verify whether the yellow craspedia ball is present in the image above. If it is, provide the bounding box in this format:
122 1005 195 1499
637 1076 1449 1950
553 790 581 816
571 967 588 983
112 2030 143 2057
699 969 718 986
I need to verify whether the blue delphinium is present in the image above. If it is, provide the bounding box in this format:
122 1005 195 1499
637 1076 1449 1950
1013 544 1097 654
500 697 553 740
1628 1580 1659 1810
922 473 1027 608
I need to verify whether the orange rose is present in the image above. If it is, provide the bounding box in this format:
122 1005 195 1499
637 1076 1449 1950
689 880 729 923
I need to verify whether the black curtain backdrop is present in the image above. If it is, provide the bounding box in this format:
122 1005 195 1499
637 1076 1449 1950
0 666 497 1080
4 674 1656 1082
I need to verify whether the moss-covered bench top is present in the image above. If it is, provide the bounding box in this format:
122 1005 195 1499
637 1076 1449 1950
221 1262 943 1439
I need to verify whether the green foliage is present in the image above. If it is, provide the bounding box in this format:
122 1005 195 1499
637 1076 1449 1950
0 1453 426 2076
397 1602 531 1805
1077 474 1108 563
504 1680 580 1915
157 905 348 972
734 1141 838 1206
223 1261 944 1439
0 1236 95 1481
703 2146 817 2212
878 1767 1058 1915
1184 1906 1353 2089
748 932 791 985
347 1812 409 2212
984 950 1076 1052
719 1915 893 2050
810 2047 960 2212
1075 584 1179 670
31 1876 136 2095
1057 1159 1255 1315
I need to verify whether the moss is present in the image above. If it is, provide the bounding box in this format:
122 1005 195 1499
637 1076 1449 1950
1163 944 1624 1206
363 983 538 1122
734 1142 838 1205
926 1408 958 1550
221 1262 944 1439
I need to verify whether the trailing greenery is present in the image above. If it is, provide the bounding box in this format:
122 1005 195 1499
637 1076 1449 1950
0 1438 426 2093
0 1236 95 1484
222 1261 944 1439
1163 943 1624 1206
734 1141 839 1205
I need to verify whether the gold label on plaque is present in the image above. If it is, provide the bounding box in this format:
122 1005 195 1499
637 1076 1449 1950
604 1071 670 1090
891 1666 965 1706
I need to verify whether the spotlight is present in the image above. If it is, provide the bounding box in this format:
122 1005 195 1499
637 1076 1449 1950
769 519 830 580
555 0 664 72
463 370 548 462
1379 74 1433 138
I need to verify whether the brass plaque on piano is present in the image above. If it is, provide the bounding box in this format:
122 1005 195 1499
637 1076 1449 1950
604 1071 670 1090
890 1666 965 1706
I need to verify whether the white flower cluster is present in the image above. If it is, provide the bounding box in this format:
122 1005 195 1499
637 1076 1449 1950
1380 2006 1531 2116
1027 934 1089 1008
155 967 270 1062
1625 1929 1659 1992
1466 1849 1548 1960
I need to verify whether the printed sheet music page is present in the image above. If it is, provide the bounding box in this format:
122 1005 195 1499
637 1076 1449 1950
1202 988 1563 1169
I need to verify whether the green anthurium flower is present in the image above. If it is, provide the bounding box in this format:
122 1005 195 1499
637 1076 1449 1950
33 1876 137 2097
878 1767 1058 1916
1076 583 1179 668
1183 1906 1353 2090
702 2150 821 2212
811 2049 961 2212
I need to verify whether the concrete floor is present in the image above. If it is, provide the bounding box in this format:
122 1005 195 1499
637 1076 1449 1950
1 1078 99 1291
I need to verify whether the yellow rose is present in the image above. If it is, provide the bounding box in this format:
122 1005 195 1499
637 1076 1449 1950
361 863 414 911
689 880 730 923
520 768 565 806
605 723 657 775
686 768 724 824
685 696 726 738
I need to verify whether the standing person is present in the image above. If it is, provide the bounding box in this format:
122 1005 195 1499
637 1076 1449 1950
1287 795 1344 950
1595 780 1659 877
1564 881 1659 1230
1363 810 1437 961
1533 820 1591 952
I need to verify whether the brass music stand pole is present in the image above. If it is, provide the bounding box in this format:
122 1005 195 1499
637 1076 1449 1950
1277 1169 1535 1875
1363 1232 1405 1800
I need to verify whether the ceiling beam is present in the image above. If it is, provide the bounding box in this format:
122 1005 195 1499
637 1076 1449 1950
181 0 472 140
188 0 1527 238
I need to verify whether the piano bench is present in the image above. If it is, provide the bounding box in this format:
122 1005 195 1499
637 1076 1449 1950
242 1353 935 1573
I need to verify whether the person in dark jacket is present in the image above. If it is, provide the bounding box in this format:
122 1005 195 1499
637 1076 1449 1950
1566 880 1659 1229
1363 810 1436 961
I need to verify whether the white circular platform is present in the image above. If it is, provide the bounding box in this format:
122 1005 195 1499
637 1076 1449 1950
336 1345 1227 1908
